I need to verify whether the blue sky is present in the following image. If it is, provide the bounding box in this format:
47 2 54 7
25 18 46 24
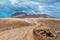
0 0 60 18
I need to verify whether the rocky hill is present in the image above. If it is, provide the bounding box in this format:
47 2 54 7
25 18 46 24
10 12 55 18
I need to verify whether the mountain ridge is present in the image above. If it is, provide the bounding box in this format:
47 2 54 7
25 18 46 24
10 12 55 18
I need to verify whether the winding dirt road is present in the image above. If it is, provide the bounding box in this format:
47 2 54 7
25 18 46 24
0 26 35 40
0 18 60 40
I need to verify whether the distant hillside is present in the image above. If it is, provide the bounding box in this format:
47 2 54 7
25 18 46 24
10 12 55 18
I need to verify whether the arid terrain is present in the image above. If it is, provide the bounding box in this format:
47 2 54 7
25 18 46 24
0 18 60 40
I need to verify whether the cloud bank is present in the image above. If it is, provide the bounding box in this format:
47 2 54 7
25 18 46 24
0 0 60 17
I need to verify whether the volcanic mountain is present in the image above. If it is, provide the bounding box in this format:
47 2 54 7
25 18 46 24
10 12 55 18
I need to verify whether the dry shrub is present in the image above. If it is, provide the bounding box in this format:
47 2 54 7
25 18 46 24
33 25 58 40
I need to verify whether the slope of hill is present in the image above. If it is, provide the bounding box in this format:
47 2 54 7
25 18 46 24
10 12 55 18
0 18 60 40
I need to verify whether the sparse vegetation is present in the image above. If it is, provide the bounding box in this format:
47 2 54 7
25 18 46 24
0 18 60 40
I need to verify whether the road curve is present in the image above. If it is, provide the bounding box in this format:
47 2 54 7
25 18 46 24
0 26 35 40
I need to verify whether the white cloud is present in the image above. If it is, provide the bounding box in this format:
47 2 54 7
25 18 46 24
9 0 57 14
10 0 19 5
0 0 60 17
